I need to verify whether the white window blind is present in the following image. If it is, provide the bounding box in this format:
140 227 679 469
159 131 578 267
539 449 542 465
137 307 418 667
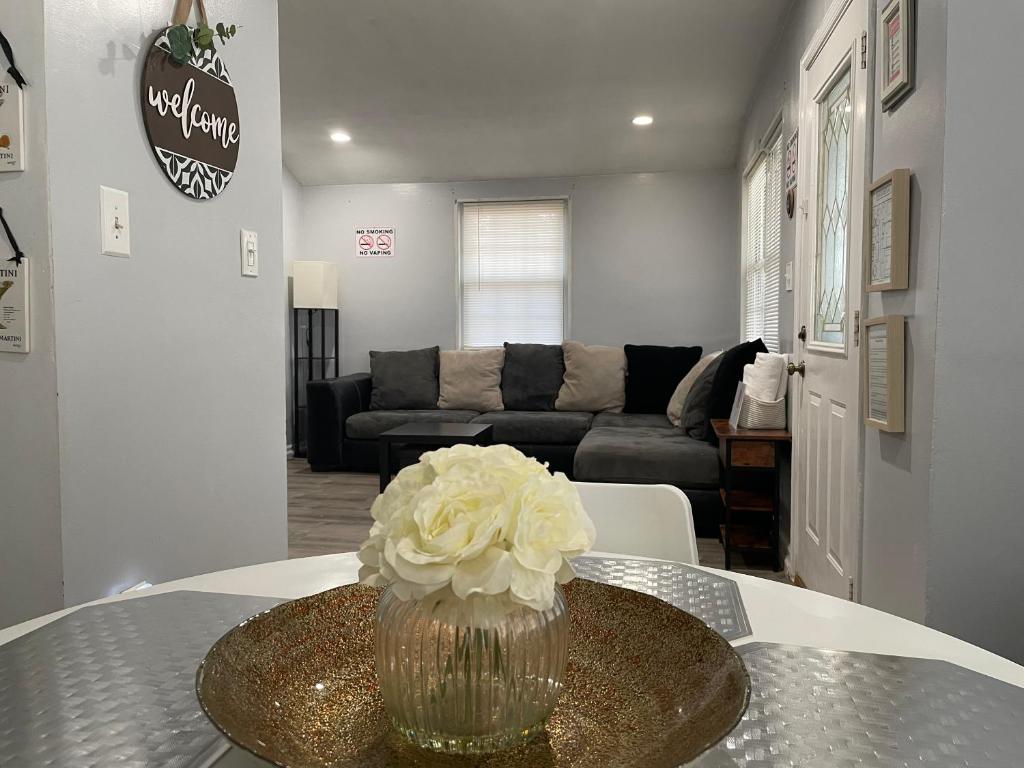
742 133 783 352
459 199 568 348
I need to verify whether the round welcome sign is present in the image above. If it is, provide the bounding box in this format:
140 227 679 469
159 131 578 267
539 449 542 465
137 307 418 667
140 28 240 200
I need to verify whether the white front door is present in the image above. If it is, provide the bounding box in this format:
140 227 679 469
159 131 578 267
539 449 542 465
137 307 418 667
790 0 870 599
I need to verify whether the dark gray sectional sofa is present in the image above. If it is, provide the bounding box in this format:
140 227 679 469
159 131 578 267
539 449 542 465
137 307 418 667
305 372 724 532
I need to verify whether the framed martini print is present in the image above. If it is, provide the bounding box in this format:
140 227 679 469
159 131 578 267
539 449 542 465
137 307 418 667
863 315 905 433
879 0 915 110
864 168 910 291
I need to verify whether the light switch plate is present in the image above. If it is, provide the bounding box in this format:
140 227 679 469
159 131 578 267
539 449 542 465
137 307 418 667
100 186 130 257
240 229 259 277
784 260 793 292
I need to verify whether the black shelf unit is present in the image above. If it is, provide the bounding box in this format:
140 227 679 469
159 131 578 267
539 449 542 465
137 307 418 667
292 308 339 458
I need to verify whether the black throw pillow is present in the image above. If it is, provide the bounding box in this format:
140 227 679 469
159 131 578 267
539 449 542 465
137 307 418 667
369 346 440 410
501 343 565 411
702 338 769 442
623 344 703 414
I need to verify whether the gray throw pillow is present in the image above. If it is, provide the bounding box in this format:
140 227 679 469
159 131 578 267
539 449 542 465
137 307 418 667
680 356 723 440
369 346 440 410
501 343 565 411
667 351 722 427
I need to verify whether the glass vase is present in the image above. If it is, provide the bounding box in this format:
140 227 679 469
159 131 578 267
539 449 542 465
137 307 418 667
375 585 569 754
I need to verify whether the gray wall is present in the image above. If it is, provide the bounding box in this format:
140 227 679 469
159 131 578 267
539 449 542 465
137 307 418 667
737 0 829 359
283 165 303 452
862 0 947 622
0 0 65 628
737 0 830 567
739 0 948 623
300 170 739 375
43 0 287 604
928 0 1024 663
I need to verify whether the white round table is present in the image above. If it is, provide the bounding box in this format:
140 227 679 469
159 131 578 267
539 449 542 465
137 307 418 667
2 552 1022 767
4 551 1021 686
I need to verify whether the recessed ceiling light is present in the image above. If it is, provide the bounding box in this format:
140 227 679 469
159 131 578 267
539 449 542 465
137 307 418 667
632 115 654 126
330 130 352 143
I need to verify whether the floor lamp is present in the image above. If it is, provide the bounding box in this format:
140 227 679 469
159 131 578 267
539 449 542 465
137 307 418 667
292 261 339 458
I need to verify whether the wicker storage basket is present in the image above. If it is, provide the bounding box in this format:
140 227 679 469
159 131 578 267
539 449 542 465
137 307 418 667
737 393 787 430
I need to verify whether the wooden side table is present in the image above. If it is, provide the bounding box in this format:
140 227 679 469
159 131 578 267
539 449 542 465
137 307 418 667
377 422 494 492
711 419 791 571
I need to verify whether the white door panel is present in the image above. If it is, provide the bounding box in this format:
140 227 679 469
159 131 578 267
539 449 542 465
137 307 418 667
791 0 869 600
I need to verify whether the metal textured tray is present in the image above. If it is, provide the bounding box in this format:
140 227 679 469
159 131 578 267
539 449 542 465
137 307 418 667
694 642 1024 767
197 580 750 767
573 555 752 640
0 591 282 768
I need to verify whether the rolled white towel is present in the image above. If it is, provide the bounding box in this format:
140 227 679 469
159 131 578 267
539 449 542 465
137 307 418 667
742 353 787 401
756 352 789 400
742 363 777 401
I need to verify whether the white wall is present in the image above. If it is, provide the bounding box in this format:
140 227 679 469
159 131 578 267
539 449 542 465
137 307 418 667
300 171 738 375
739 0 947 624
0 0 64 628
43 0 287 604
928 0 1024 663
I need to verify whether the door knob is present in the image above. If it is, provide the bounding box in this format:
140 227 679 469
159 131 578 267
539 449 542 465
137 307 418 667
798 325 807 342
787 361 805 377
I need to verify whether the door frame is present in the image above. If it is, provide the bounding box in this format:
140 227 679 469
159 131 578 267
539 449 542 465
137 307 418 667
788 0 875 598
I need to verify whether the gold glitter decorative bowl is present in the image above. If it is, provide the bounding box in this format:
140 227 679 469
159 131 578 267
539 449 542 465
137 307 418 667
196 579 750 767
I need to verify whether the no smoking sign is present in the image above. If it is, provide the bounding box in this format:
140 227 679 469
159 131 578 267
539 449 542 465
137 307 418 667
355 227 396 258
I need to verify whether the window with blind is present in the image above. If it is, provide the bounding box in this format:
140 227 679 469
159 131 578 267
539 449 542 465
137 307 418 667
459 199 568 348
742 133 783 353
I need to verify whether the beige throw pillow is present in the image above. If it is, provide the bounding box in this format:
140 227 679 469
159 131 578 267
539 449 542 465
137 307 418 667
438 348 505 411
667 351 722 427
555 341 626 412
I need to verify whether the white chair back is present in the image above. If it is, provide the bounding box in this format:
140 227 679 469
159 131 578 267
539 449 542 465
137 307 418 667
573 481 699 565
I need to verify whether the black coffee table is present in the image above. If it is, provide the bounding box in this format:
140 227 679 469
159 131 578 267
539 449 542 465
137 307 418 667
377 422 494 492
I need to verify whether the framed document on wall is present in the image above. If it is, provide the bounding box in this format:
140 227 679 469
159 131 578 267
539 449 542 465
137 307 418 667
863 315 905 433
865 169 910 291
879 0 915 110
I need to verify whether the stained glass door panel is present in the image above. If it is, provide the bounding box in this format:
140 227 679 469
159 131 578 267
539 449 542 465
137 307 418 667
814 68 852 346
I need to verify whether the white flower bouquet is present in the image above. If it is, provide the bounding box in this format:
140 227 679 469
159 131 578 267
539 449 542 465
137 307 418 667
357 444 596 612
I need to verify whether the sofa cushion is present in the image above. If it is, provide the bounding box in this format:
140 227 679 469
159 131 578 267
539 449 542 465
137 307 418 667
591 412 674 429
346 409 478 440
703 338 769 440
555 341 626 412
369 347 440 410
681 355 723 441
501 343 565 411
573 426 719 488
438 348 504 411
667 351 722 427
471 411 593 445
623 344 703 414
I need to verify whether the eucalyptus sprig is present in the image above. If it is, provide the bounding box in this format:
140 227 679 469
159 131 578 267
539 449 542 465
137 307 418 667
167 21 239 65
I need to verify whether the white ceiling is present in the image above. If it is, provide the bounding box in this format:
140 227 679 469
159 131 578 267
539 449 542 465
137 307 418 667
279 0 792 186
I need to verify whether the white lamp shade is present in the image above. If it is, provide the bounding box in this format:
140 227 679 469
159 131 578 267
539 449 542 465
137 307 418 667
293 261 338 309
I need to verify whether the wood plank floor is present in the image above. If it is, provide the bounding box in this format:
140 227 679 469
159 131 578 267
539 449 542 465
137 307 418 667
287 460 790 583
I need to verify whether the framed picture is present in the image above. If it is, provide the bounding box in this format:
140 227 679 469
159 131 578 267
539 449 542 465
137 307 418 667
864 168 910 291
0 259 30 353
879 0 915 110
0 71 26 172
863 315 905 433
